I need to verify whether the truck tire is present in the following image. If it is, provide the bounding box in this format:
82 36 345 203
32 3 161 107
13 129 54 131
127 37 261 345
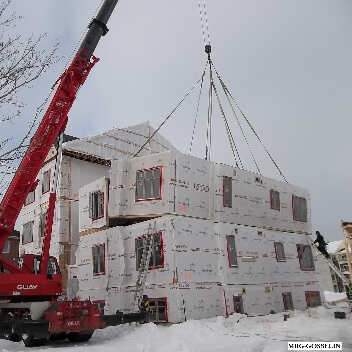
21 334 46 347
66 332 93 343
2 313 20 342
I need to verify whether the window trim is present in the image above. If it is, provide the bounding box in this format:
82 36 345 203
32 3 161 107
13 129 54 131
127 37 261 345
223 176 233 208
305 291 322 308
233 294 244 314
296 244 315 271
226 234 238 268
270 189 280 211
2 240 10 254
292 195 307 222
148 297 168 322
93 300 105 315
24 190 35 206
22 221 34 244
135 166 162 202
92 243 106 276
89 190 105 221
274 242 286 262
282 292 294 311
40 210 48 237
42 169 51 195
135 232 164 270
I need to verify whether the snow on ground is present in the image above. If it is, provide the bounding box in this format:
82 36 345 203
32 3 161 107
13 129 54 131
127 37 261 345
1 294 351 352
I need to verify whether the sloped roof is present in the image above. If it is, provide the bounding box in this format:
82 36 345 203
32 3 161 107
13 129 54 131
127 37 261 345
62 122 179 161
327 240 344 254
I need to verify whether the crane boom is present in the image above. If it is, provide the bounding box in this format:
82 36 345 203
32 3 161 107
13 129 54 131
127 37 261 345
0 0 119 254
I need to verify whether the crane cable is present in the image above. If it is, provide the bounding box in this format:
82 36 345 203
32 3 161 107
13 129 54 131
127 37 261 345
189 62 208 156
212 64 288 183
198 0 211 47
205 54 213 161
212 63 260 174
211 76 242 168
133 63 209 158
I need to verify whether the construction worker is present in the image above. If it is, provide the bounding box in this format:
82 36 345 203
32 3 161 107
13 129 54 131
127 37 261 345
313 231 330 259
139 295 150 324
346 284 352 301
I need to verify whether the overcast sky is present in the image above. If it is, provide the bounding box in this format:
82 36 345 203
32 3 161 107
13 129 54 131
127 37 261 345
2 0 352 241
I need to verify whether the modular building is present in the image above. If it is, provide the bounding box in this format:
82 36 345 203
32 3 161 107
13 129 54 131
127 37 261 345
76 147 322 322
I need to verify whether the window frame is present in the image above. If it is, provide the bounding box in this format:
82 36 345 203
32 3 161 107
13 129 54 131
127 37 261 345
274 242 286 262
223 176 232 208
2 240 10 253
40 210 48 237
92 243 106 276
270 189 280 211
305 291 321 308
24 190 35 206
292 195 307 222
42 169 51 194
93 300 105 316
282 292 294 311
148 297 167 322
22 221 34 244
233 294 244 314
226 234 238 267
136 232 164 270
135 166 162 202
89 190 104 221
296 244 315 271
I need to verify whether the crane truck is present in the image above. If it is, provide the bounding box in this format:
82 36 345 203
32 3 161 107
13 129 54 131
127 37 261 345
0 0 148 347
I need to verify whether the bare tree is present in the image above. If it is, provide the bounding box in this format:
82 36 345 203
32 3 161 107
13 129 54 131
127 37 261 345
0 0 59 195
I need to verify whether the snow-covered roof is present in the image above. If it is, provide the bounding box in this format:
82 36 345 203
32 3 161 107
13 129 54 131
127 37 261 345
62 122 179 161
327 240 343 254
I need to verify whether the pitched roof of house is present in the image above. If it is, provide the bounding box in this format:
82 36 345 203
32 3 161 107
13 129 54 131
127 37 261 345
62 122 179 162
327 240 343 254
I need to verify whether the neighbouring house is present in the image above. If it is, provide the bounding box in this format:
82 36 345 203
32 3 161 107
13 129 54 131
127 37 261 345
327 240 350 292
20 123 323 322
1 230 20 266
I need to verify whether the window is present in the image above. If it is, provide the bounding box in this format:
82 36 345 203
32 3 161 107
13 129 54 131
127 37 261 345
89 191 104 220
149 298 167 322
270 190 280 210
2 240 10 253
24 190 35 206
223 176 232 208
292 196 307 222
93 301 105 316
233 294 244 314
136 167 161 201
274 242 286 262
136 232 163 270
22 221 34 244
297 244 315 271
282 292 294 311
42 170 51 194
92 244 105 275
40 211 48 237
226 235 238 267
305 291 321 308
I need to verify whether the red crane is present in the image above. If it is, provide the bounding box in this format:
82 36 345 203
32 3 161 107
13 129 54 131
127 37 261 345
0 1 149 346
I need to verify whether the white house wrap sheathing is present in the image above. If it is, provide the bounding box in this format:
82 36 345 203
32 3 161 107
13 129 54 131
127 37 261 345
79 177 109 233
108 150 310 234
62 122 179 161
213 164 311 233
76 215 320 322
109 150 213 220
